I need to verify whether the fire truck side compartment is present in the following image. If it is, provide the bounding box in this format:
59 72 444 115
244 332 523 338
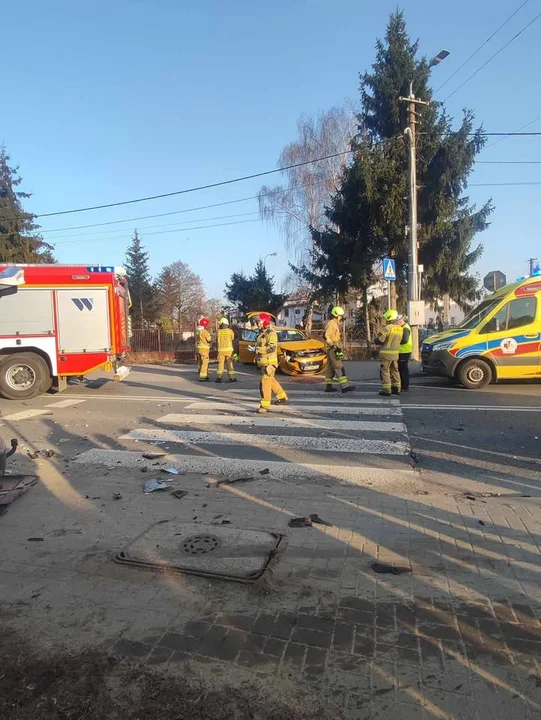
56 288 111 353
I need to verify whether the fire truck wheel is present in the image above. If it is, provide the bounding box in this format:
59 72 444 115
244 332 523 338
0 353 51 400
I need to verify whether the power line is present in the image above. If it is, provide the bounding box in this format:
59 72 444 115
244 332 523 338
39 195 259 233
53 218 261 246
37 160 538 235
39 176 332 234
43 211 261 241
435 0 532 93
483 114 541 150
35 148 358 219
477 160 541 164
443 10 541 102
470 181 541 186
2 132 539 225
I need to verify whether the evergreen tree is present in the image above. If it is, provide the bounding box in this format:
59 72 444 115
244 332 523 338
359 11 492 308
0 146 54 263
303 12 492 311
124 230 155 326
225 260 285 314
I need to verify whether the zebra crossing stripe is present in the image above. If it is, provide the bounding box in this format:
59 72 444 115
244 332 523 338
1 409 52 421
45 399 87 408
183 402 402 415
120 428 409 455
74 449 416 484
158 413 403 429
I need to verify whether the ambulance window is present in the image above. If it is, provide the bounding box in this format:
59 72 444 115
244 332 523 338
507 297 537 329
483 298 537 333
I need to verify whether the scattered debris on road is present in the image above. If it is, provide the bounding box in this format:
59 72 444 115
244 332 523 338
371 561 412 575
215 476 255 487
309 513 333 527
161 467 180 475
26 537 44 542
27 449 56 460
142 452 166 460
259 468 270 475
143 479 168 494
289 517 313 528
0 475 39 516
113 492 123 500
171 490 188 500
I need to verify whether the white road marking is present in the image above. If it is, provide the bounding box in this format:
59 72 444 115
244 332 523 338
74 449 416 484
223 389 385 397
158 413 402 429
45 399 87 408
184 401 401 414
403 405 541 412
120 428 409 454
1 409 52 421
209 395 400 406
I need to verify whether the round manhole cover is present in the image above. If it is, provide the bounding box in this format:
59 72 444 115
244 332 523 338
182 535 221 555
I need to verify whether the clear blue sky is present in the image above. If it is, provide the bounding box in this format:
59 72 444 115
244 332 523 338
3 0 540 298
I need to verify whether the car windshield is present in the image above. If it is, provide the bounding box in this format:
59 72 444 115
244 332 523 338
458 298 501 330
277 330 306 342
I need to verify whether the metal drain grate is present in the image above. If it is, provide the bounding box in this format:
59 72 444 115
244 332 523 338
182 534 220 555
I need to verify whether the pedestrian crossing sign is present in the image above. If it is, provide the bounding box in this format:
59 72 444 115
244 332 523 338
383 258 396 281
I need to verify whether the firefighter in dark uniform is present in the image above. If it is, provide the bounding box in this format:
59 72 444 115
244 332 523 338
398 315 412 391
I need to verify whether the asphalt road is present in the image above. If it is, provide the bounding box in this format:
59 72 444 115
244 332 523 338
0 360 540 497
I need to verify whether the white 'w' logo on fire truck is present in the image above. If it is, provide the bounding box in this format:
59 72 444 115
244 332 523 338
72 298 94 311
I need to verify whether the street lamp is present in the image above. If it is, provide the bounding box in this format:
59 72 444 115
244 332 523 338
399 49 450 360
429 49 450 68
263 252 277 267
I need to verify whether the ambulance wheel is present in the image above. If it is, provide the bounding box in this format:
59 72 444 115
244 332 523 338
0 353 50 400
457 358 492 390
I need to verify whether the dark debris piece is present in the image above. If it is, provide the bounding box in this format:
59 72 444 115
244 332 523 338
309 513 332 527
371 561 412 575
289 517 313 528
171 490 188 500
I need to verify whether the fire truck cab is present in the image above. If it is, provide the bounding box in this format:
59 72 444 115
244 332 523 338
0 264 131 400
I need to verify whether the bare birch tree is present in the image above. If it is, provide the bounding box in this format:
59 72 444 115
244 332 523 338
258 104 356 330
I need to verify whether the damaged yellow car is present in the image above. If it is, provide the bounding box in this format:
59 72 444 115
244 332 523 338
238 319 327 376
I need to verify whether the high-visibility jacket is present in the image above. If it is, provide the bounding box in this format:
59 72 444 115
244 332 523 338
256 328 278 367
196 328 212 351
324 318 341 349
217 328 234 354
400 323 413 354
377 323 403 357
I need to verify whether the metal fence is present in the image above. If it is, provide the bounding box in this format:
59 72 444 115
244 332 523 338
130 328 195 353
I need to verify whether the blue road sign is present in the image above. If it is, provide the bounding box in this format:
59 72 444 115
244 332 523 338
383 258 396 281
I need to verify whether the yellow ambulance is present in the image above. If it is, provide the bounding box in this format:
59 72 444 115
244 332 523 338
421 275 541 389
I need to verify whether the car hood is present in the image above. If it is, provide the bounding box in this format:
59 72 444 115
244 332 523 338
279 340 325 352
423 329 471 347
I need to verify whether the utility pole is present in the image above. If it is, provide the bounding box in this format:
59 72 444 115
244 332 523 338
399 83 428 361
397 50 450 360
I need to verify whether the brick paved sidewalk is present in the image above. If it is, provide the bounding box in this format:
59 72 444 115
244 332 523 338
1 461 541 718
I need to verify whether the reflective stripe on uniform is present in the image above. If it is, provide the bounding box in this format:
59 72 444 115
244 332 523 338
256 329 278 367
196 329 211 350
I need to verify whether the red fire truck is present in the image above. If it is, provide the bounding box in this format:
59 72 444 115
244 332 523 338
0 264 131 399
